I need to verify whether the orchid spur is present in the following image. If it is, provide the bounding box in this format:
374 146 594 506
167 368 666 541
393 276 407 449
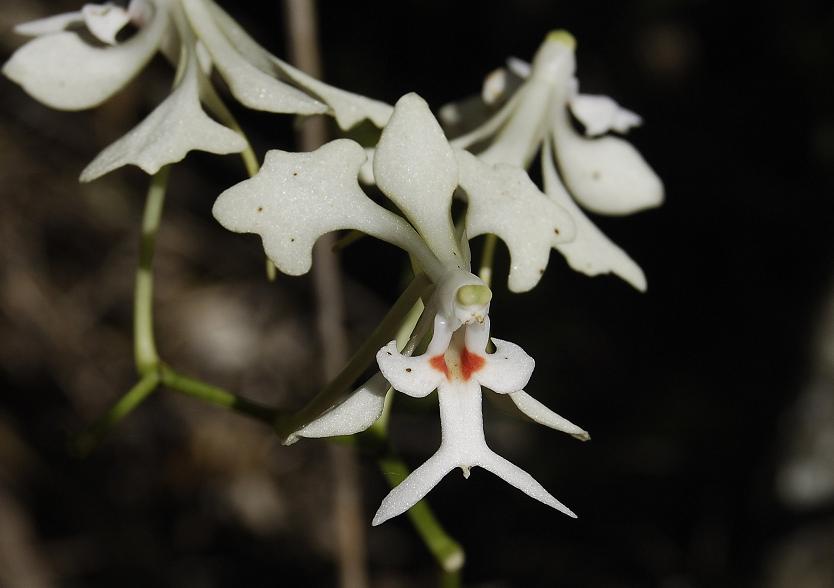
212 92 589 525
3 0 392 181
443 30 664 291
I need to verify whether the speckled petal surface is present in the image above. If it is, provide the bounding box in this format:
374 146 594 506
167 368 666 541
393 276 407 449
376 341 443 398
456 149 575 292
213 139 432 276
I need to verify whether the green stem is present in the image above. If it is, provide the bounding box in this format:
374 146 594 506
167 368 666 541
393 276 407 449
441 569 462 588
134 166 170 375
73 371 160 456
377 455 465 575
159 364 281 424
478 233 497 288
277 273 432 436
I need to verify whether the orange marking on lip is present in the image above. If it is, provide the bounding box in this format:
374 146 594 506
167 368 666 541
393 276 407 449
460 347 485 381
429 355 450 379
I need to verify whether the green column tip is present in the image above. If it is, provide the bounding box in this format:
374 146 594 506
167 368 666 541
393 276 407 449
546 29 576 50
456 285 492 307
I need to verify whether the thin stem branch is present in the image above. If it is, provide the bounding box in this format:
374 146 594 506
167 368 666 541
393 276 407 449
73 371 159 456
158 364 281 424
134 166 170 375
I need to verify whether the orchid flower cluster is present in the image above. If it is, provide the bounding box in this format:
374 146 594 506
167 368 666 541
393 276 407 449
3 0 391 180
5 1 662 532
214 94 590 524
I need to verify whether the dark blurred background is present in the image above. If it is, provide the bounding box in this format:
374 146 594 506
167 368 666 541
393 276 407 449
2 1 834 587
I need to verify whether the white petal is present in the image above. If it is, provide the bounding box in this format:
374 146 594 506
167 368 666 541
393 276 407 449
374 93 462 267
456 149 576 293
482 67 510 105
475 338 535 394
3 4 168 110
552 112 664 215
570 93 642 137
81 3 131 45
376 341 443 398
506 57 532 79
80 53 245 181
206 0 392 129
292 373 389 441
272 57 393 129
181 0 325 115
372 450 456 526
478 450 576 517
213 139 436 276
14 12 83 37
507 390 590 441
542 139 646 290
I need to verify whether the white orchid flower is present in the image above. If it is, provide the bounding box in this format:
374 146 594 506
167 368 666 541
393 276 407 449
213 92 587 525
3 0 392 181
443 30 664 292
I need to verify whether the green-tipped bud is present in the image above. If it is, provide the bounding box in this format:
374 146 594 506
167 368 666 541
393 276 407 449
546 29 576 50
456 284 492 307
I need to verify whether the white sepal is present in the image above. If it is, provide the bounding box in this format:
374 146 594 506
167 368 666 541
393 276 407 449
570 93 642 137
456 149 576 293
552 113 664 215
374 93 462 267
542 139 647 291
80 51 245 181
376 341 443 398
508 390 590 441
271 57 393 129
506 57 532 79
205 0 392 129
81 3 131 45
291 373 390 442
213 139 435 276
14 12 84 37
2 4 168 110
181 0 326 115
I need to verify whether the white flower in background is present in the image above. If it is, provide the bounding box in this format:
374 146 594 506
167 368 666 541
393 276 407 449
3 0 392 181
442 30 664 291
213 93 588 525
